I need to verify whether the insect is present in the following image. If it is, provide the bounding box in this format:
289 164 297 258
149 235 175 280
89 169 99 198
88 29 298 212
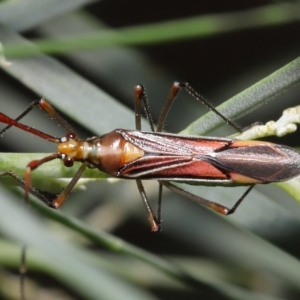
1 82 300 230
1 82 300 299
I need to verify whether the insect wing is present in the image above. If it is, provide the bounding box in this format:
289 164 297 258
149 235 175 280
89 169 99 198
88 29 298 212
211 140 300 183
118 130 232 180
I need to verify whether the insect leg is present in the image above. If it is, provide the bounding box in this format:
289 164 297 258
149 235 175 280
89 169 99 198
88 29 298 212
133 86 161 231
39 99 76 134
50 163 87 208
134 84 155 131
25 153 61 205
136 179 160 232
0 170 53 205
0 99 40 136
154 82 184 223
0 98 76 137
179 82 243 132
160 181 255 215
156 82 181 132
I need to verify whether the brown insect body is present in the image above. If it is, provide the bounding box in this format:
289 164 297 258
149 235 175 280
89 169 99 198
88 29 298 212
1 83 300 217
58 128 300 185
4 82 300 300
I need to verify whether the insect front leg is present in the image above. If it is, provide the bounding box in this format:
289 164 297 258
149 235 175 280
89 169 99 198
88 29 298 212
0 170 52 205
50 163 87 208
25 156 88 209
0 99 40 136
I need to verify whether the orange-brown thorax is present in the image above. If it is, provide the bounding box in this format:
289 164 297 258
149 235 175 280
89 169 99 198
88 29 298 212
58 130 144 176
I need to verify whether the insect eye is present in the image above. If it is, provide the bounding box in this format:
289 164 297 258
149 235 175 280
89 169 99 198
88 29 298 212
66 132 77 140
63 156 74 167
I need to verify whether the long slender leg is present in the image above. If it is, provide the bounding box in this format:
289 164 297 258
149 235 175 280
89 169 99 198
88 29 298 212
136 180 160 232
226 185 255 215
156 82 181 132
160 181 255 215
179 82 243 132
155 83 183 225
134 85 155 131
25 156 88 208
157 184 163 224
0 99 76 137
50 163 87 208
134 85 160 231
0 99 40 135
39 99 76 134
133 82 246 228
154 83 255 220
152 82 243 133
0 170 52 205
25 153 62 204
0 111 61 143
134 83 183 228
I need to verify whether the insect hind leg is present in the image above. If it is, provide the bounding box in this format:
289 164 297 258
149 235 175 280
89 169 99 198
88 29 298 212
160 181 255 216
